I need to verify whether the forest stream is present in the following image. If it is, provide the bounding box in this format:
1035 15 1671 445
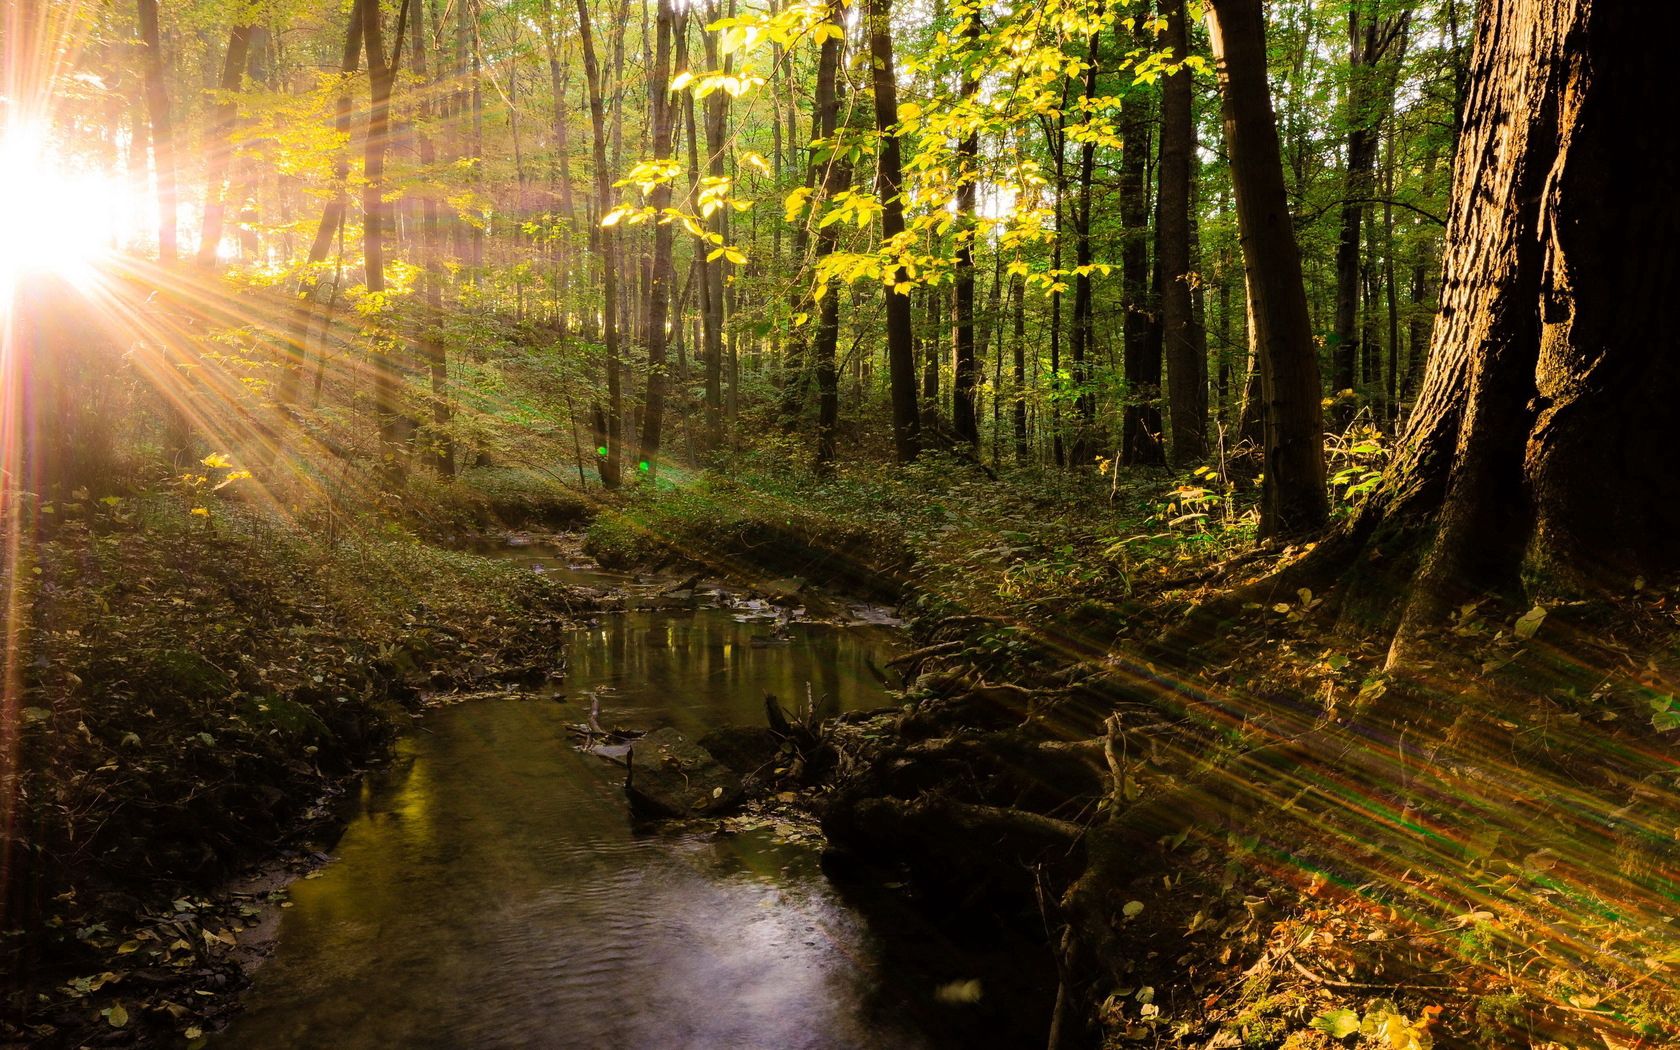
211 541 965 1050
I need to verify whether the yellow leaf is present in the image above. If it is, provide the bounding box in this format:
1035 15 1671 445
669 70 695 91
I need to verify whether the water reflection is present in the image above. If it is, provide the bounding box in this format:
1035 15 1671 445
220 620 931 1049
565 609 900 735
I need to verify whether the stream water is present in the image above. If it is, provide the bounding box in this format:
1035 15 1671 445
216 544 983 1049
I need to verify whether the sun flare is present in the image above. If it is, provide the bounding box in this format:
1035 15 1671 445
0 122 139 298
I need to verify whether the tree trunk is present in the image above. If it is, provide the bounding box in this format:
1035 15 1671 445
867 0 920 462
362 0 410 487
1066 21 1101 467
810 0 848 468
1118 16 1162 468
1159 0 1204 465
412 0 452 476
1337 0 1680 655
1207 0 1328 537
1329 2 1409 424
278 0 363 411
576 0 622 487
699 2 731 453
540 0 578 340
1011 273 1029 464
196 25 253 266
950 8 982 449
135 0 177 265
635 0 678 477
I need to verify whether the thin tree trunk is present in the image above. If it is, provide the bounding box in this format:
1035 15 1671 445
867 0 920 462
635 0 678 476
1159 0 1204 464
1329 2 1409 423
811 0 848 467
136 0 177 264
413 0 452 475
700 2 731 451
576 0 622 487
950 8 981 448
196 25 253 266
363 0 412 486
1011 273 1028 463
1207 0 1328 537
279 0 363 411
1119 20 1162 467
1067 19 1101 467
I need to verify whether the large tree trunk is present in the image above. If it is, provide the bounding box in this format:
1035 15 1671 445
867 0 920 463
1333 0 1679 658
1207 0 1328 538
1159 0 1204 465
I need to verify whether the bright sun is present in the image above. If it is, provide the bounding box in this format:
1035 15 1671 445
0 122 139 297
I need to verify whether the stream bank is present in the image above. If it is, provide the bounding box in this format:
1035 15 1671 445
4 518 1062 1049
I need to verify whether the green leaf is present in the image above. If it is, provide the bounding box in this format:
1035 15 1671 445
1513 604 1547 639
1311 1008 1361 1039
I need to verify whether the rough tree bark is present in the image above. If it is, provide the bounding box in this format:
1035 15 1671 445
1332 0 1679 656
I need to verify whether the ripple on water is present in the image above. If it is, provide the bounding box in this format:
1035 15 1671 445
220 616 937 1050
